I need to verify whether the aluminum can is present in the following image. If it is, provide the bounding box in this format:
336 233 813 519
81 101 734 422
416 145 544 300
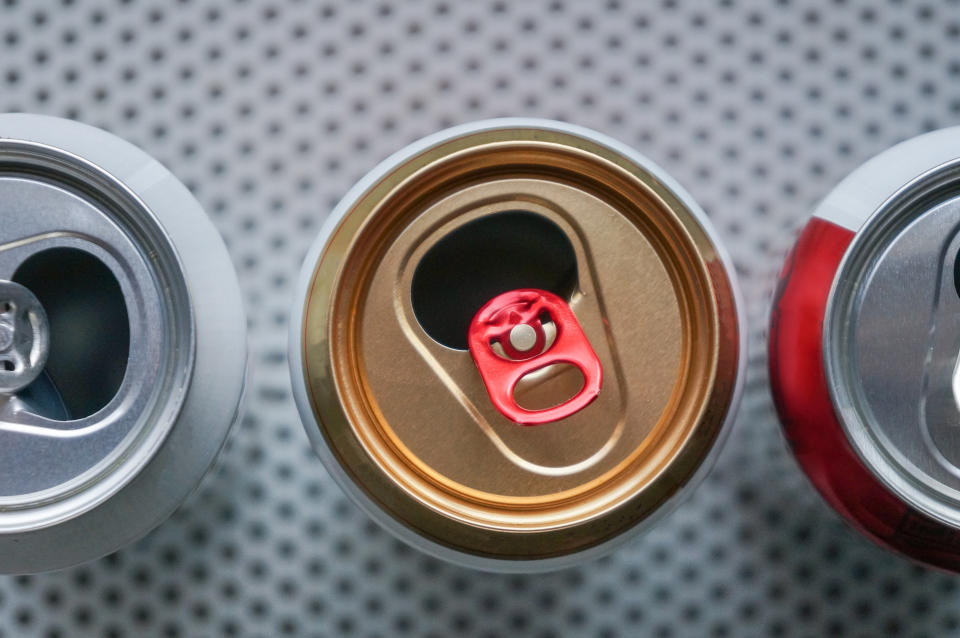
0 114 247 573
290 119 745 571
770 127 960 571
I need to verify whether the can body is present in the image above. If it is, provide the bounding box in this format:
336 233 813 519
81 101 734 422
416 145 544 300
291 119 746 571
0 115 247 573
770 127 960 571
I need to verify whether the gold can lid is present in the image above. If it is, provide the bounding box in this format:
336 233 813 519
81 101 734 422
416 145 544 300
295 120 743 567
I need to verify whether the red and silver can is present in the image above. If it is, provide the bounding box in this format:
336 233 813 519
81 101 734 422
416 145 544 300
770 127 960 571
0 115 247 573
290 119 746 571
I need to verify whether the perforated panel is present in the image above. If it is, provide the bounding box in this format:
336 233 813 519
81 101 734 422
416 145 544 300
1 1 959 636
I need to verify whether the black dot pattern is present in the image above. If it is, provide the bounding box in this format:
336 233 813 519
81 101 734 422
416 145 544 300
1 0 959 636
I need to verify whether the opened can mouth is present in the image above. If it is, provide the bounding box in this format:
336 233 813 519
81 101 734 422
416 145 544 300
292 119 744 570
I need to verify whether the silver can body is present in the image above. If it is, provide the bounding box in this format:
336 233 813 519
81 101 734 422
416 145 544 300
0 114 247 574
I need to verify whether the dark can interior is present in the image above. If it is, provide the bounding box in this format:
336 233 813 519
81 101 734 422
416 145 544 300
13 247 129 420
410 211 578 350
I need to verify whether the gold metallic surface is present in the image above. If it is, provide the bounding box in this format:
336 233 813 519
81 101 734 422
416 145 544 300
302 128 739 560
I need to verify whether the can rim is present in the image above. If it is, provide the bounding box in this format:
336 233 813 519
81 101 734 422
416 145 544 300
822 127 960 531
289 118 747 571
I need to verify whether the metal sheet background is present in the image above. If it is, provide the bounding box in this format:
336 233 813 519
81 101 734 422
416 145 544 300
1 1 958 636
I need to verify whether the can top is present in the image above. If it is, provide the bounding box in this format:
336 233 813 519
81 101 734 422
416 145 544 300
824 136 960 529
294 119 743 568
0 114 245 574
0 122 194 534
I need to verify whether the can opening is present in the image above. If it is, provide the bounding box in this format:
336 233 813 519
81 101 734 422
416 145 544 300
13 248 130 420
410 211 577 350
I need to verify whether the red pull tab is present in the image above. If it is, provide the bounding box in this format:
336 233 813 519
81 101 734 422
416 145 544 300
467 289 602 425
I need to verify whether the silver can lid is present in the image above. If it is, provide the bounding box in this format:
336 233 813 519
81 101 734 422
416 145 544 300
0 114 245 574
826 158 960 528
0 134 194 527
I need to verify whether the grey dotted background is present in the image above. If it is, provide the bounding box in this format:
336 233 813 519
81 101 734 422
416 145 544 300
1 0 959 636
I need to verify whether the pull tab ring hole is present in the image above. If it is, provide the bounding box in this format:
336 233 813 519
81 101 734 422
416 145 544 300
513 363 585 412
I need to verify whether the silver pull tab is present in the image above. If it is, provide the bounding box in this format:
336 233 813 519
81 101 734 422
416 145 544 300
0 279 49 394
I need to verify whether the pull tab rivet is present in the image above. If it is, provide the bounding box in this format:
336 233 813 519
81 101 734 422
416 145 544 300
509 323 538 352
0 323 12 352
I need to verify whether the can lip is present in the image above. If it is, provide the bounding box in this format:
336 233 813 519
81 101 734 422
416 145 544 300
289 118 748 571
0 114 247 573
813 126 960 233
821 127 960 531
